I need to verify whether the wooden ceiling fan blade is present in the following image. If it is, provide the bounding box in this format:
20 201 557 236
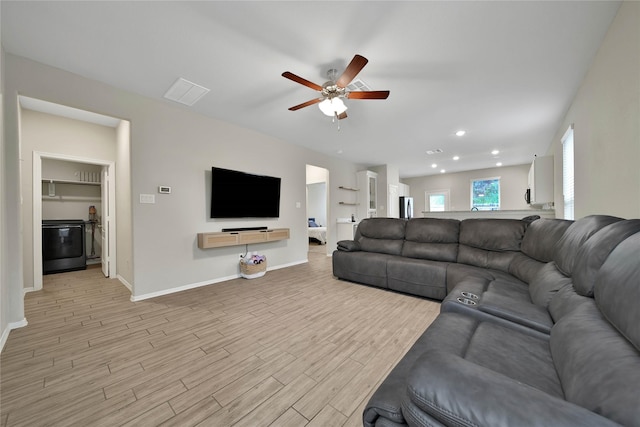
347 90 390 100
337 112 348 120
288 98 322 111
336 54 368 88
282 72 323 91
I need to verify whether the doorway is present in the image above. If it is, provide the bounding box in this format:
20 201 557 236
32 152 116 290
306 165 330 256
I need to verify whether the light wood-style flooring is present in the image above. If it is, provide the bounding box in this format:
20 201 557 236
1 252 440 426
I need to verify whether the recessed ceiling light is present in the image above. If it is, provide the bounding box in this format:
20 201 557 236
491 149 500 155
455 130 466 137
453 155 460 161
431 163 437 168
496 162 503 166
440 169 446 173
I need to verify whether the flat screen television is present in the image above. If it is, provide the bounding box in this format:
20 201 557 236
210 167 281 218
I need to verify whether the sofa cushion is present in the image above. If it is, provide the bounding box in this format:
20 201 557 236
547 283 591 324
521 218 573 262
355 218 406 256
507 252 547 284
387 258 448 300
331 251 392 289
403 349 619 427
457 219 527 273
550 232 640 426
553 215 623 276
459 218 527 251
402 218 460 262
528 262 572 307
550 301 640 426
446 262 525 293
572 219 640 297
594 231 640 350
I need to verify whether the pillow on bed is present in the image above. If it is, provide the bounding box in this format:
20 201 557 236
308 218 319 227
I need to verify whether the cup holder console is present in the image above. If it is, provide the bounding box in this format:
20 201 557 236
460 291 479 300
456 297 477 306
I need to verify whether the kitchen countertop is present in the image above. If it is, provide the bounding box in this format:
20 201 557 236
419 209 556 220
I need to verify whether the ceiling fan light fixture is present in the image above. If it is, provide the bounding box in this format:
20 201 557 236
318 98 347 117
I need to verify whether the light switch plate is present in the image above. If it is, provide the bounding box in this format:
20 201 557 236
140 194 155 204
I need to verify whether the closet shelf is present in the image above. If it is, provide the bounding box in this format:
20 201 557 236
42 178 101 186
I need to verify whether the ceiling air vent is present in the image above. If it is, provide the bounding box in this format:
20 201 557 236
426 149 444 155
346 78 371 92
164 78 210 106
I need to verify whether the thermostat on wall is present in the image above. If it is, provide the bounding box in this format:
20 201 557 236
158 186 171 194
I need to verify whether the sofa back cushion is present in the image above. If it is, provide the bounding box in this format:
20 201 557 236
528 262 572 307
402 218 460 262
594 231 640 352
521 218 573 262
550 232 640 426
355 217 406 256
553 215 623 276
457 219 527 272
572 219 640 297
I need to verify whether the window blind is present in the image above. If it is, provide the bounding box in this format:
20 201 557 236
562 125 575 220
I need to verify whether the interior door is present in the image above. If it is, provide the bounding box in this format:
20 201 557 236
101 166 110 277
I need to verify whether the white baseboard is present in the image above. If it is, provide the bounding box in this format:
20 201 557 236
23 287 35 295
117 275 133 292
130 259 308 302
0 318 29 353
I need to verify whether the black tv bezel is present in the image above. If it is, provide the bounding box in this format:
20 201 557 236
210 167 281 219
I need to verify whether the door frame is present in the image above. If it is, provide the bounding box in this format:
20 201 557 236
32 151 116 290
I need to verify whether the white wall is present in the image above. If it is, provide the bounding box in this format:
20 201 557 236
549 2 640 219
4 54 360 304
402 163 531 214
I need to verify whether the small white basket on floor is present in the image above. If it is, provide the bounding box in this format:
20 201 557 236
239 258 266 279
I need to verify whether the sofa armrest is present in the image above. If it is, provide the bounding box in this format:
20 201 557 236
403 350 620 427
337 240 361 252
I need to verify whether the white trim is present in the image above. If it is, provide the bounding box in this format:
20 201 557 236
23 287 35 295
117 275 133 292
130 259 308 302
33 151 117 290
0 319 29 353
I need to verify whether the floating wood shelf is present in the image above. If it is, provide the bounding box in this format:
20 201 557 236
338 186 359 191
197 228 290 249
338 202 359 206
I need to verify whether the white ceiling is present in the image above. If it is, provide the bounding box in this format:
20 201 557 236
1 1 620 178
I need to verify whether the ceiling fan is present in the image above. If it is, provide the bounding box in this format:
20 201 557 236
282 54 390 120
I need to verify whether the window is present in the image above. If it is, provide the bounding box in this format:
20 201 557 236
425 190 450 212
562 125 575 220
471 177 500 210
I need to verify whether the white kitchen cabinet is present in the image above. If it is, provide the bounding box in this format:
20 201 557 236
357 170 378 220
528 155 554 206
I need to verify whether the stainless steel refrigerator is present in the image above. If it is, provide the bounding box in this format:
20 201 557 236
399 197 414 219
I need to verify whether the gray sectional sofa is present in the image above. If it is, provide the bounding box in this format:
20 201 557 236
332 215 640 427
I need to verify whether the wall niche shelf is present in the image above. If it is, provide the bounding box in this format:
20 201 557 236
338 186 359 206
197 228 290 249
